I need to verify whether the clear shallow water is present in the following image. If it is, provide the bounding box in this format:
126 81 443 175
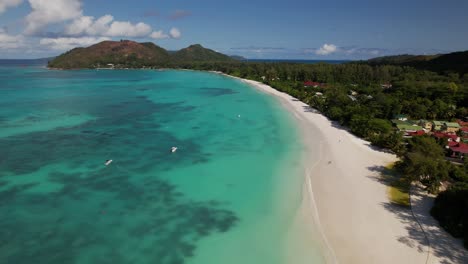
0 67 324 263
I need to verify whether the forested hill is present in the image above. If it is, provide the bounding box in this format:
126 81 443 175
171 44 233 62
47 40 235 69
368 50 468 75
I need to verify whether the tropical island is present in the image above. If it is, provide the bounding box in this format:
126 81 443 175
48 40 468 262
47 40 236 69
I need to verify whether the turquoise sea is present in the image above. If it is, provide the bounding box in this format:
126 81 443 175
0 66 324 263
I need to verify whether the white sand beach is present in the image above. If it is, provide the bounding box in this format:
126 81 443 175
230 75 468 264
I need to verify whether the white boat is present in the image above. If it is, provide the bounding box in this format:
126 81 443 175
171 147 178 153
105 159 113 166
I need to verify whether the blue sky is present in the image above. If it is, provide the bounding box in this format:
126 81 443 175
0 0 467 59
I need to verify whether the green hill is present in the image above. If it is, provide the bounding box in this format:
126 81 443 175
48 40 170 69
48 41 235 69
171 44 234 62
368 51 468 75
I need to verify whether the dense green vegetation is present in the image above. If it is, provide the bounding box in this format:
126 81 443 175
171 44 233 62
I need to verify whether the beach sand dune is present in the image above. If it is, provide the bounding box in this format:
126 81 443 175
236 77 468 264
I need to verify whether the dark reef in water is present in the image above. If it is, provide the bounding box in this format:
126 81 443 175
0 87 238 264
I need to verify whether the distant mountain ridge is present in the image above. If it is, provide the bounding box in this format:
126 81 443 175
172 44 233 62
48 40 235 69
368 50 468 75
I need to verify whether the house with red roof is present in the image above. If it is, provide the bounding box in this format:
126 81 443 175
432 132 459 141
449 142 468 159
407 130 425 137
304 81 325 88
457 119 468 127
461 126 468 135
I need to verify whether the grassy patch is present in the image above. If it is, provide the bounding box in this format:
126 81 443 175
383 163 411 207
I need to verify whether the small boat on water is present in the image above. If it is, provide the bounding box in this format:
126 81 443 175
105 159 113 166
171 147 178 153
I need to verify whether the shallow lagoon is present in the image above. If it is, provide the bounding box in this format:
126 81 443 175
0 68 323 264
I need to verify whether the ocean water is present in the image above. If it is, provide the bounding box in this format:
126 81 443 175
0 67 324 264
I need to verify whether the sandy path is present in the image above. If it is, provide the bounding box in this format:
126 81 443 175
410 184 468 264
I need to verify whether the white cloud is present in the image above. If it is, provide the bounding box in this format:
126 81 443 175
0 0 23 14
0 33 23 49
107 21 151 37
25 0 83 34
64 15 93 35
150 28 180 39
65 15 152 38
86 15 113 35
169 27 181 39
0 30 24 49
315 43 338 55
150 30 168 39
39 36 109 50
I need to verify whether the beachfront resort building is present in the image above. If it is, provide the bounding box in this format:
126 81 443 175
432 121 445 131
449 142 468 160
418 120 433 131
443 122 461 133
391 119 424 137
304 81 325 88
433 132 459 142
396 124 424 133
458 119 468 127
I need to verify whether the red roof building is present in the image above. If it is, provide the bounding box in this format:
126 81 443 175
449 142 468 159
432 132 458 141
408 130 425 136
457 119 468 127
304 81 324 88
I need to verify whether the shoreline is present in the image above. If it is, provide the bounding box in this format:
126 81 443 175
232 75 468 264
216 73 438 263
